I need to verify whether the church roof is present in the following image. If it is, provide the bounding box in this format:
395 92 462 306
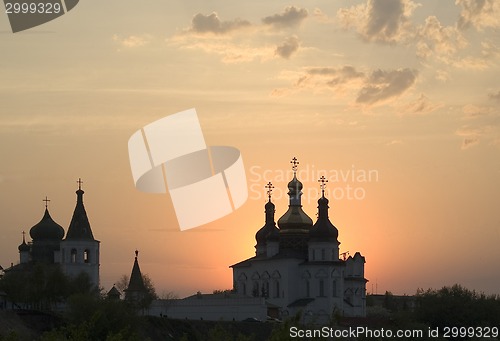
126 251 147 293
65 182 95 240
29 207 65 241
107 286 121 299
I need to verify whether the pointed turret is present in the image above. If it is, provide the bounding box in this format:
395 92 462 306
66 178 94 240
125 250 147 301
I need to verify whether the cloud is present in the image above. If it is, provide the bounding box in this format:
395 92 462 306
337 0 419 43
275 36 300 59
399 94 443 115
489 90 500 101
189 12 251 35
262 6 308 29
356 68 417 105
456 0 500 31
272 66 417 107
170 39 274 63
456 105 500 149
415 16 467 61
113 34 152 48
462 137 480 149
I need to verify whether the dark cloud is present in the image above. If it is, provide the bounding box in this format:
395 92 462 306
190 12 250 34
457 0 500 30
365 0 406 39
275 36 300 59
462 137 480 149
262 6 308 29
356 68 417 104
489 90 500 101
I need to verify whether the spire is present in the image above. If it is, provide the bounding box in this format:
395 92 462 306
65 178 95 240
126 250 146 294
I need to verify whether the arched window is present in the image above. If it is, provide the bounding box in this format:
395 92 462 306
275 281 280 298
332 280 337 297
84 249 90 263
321 249 325 261
319 280 325 297
306 280 310 297
252 281 259 297
71 249 77 263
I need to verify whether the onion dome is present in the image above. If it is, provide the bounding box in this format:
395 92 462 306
277 171 313 230
256 200 279 244
18 232 30 252
29 207 65 241
310 193 338 242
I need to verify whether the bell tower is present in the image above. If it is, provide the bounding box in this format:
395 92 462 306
60 179 100 288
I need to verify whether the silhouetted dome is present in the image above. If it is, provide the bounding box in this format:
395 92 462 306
287 174 303 193
310 196 338 241
29 208 65 241
18 239 30 252
256 201 279 244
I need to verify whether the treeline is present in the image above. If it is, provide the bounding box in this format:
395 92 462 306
414 284 500 328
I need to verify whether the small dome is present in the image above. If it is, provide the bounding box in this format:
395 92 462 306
18 240 30 252
29 208 65 241
310 196 338 241
287 174 303 193
256 200 279 244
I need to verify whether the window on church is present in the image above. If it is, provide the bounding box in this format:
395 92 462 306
275 281 280 298
71 249 77 263
262 281 269 298
84 249 90 263
332 280 337 297
312 250 315 261
321 249 325 261
242 283 246 295
306 280 310 297
252 281 259 297
319 280 325 297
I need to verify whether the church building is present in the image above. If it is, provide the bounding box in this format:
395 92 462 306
231 158 367 322
16 179 100 289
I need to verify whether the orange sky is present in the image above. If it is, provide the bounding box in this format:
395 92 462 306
1 1 499 298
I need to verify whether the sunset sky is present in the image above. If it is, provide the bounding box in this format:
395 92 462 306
1 0 499 298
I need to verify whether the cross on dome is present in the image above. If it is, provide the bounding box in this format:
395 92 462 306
290 157 299 173
265 181 274 202
318 175 328 196
43 196 50 208
77 178 83 190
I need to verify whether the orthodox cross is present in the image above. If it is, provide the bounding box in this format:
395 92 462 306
265 181 274 201
291 157 299 173
22 231 26 242
135 249 139 258
77 178 83 190
43 196 50 208
318 175 328 196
